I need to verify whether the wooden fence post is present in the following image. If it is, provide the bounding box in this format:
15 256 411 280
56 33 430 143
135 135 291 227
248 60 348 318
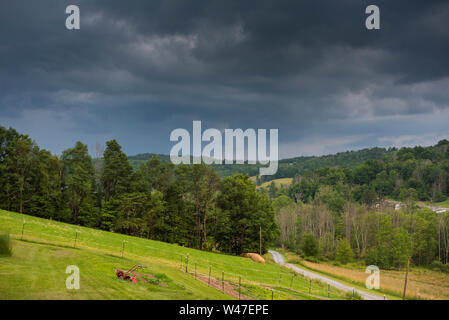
74 231 78 248
21 220 26 240
208 266 211 285
239 276 241 300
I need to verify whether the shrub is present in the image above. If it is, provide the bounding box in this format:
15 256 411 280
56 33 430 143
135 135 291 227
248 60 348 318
335 238 353 264
300 233 318 258
345 290 363 300
304 256 320 263
0 233 12 256
287 257 302 264
430 260 449 273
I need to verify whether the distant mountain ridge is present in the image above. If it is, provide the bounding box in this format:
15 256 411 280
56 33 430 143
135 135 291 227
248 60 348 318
127 147 397 181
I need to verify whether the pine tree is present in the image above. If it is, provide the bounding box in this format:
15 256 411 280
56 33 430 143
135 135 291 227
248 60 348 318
101 140 133 201
61 142 95 224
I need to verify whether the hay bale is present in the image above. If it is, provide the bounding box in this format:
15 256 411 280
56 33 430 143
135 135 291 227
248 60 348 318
241 252 265 264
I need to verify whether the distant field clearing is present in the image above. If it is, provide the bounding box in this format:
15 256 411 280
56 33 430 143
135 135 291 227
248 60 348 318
258 178 293 188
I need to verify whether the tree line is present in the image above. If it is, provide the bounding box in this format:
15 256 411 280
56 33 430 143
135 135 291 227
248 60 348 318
266 140 449 270
0 126 278 255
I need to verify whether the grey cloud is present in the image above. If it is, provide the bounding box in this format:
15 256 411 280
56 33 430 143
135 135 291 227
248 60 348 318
0 0 448 157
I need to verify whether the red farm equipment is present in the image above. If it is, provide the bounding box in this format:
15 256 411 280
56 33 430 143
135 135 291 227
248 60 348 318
115 264 145 283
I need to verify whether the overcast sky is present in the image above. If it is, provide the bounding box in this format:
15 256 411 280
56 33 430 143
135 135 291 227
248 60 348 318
1 0 448 158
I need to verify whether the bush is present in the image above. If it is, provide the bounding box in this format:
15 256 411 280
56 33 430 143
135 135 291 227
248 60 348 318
287 257 302 264
345 290 363 300
0 233 12 256
300 233 318 258
304 256 320 263
430 260 449 273
335 238 353 264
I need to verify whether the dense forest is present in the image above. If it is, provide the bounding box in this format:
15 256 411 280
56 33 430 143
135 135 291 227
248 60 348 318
267 139 449 270
0 126 278 255
128 147 396 180
2 124 449 271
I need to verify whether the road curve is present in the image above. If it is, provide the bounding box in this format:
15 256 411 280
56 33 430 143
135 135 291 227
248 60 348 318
268 250 386 300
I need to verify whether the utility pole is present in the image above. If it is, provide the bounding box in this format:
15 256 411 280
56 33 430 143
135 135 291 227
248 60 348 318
402 257 410 300
259 225 262 256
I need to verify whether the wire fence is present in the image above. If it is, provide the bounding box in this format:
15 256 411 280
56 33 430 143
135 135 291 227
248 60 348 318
1 217 351 300
178 254 347 300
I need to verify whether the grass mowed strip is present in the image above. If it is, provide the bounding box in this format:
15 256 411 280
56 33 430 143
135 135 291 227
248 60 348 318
0 239 228 300
0 210 346 300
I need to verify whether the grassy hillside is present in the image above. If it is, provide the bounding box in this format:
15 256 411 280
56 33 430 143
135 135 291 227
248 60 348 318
0 210 347 300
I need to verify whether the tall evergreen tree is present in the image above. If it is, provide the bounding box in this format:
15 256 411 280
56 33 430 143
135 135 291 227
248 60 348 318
101 140 133 201
61 142 95 224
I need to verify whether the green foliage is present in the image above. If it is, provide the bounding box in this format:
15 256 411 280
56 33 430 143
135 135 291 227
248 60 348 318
391 228 412 268
319 232 335 260
216 174 278 254
0 210 347 300
365 217 412 269
102 140 133 201
314 185 346 214
61 141 95 224
271 195 295 214
2 125 449 269
412 209 438 266
0 126 279 257
300 233 318 258
430 260 449 273
268 181 278 199
345 290 363 300
335 238 353 264
288 178 318 203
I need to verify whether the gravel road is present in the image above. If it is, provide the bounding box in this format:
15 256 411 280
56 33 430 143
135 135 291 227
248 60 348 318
268 250 387 300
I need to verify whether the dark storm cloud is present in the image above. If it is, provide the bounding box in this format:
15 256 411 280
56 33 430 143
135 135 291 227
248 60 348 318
0 0 448 157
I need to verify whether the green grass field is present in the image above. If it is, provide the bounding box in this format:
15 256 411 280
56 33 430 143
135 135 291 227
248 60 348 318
0 210 346 300
258 178 293 189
